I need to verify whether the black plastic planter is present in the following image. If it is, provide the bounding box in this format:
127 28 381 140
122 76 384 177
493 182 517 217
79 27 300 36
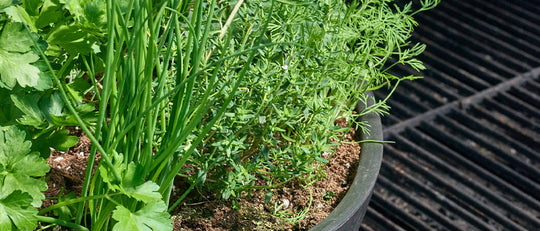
310 92 383 231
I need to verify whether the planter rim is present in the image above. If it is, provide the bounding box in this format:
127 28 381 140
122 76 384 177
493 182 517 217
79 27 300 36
310 91 383 231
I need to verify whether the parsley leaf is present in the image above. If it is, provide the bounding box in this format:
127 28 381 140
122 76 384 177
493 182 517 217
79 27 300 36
112 201 172 231
0 22 41 89
0 126 49 207
9 93 45 128
0 190 38 231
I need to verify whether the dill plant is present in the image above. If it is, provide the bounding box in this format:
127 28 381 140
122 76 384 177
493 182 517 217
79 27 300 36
187 0 440 205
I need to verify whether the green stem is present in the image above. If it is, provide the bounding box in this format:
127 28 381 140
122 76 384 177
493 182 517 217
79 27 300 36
39 193 121 215
24 30 122 184
36 216 89 231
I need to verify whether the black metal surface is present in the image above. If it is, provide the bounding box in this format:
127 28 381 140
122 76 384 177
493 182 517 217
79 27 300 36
361 0 540 230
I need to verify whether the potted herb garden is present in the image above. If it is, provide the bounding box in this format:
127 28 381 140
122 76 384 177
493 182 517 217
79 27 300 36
0 0 437 230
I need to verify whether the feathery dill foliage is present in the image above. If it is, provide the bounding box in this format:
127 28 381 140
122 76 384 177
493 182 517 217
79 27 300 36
191 0 439 201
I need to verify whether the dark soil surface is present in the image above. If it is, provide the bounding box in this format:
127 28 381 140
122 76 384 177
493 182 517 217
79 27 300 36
42 119 361 230
41 127 99 210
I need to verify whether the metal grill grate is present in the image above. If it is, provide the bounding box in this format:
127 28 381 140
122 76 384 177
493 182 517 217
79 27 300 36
361 0 540 230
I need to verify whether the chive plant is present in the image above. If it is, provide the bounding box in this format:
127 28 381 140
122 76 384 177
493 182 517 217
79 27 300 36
27 0 438 229
38 0 276 229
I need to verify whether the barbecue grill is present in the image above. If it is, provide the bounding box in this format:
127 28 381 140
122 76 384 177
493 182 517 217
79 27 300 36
361 0 540 230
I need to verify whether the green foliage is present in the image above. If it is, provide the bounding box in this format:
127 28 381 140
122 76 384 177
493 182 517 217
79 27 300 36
187 0 439 204
0 190 38 231
0 126 49 230
0 0 103 158
0 126 49 207
112 201 172 231
0 22 40 89
0 0 438 230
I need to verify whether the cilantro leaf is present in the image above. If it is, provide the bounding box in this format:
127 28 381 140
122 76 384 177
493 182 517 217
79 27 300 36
0 190 38 231
0 126 49 207
0 22 41 89
112 201 172 231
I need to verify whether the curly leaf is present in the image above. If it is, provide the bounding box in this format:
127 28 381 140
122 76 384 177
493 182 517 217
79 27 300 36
112 201 172 231
0 190 38 231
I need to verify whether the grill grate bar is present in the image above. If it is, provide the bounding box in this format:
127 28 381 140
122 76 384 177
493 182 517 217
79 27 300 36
419 50 491 91
391 66 462 103
472 0 540 32
370 192 434 230
416 14 534 71
512 85 540 105
383 141 528 231
419 64 477 96
388 88 432 112
419 121 540 197
483 99 540 133
363 1 540 230
383 69 539 135
448 0 540 45
392 131 540 229
373 91 416 119
441 2 540 57
413 26 521 78
402 128 540 214
435 114 540 182
495 92 540 121
378 159 494 230
392 79 448 109
395 130 540 226
468 105 540 148
376 175 464 231
361 207 407 231
449 110 540 163
420 11 539 66
412 34 507 85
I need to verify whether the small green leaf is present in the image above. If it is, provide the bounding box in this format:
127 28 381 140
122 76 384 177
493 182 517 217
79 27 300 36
10 93 45 128
0 22 41 89
112 201 172 231
123 181 162 203
264 191 272 204
0 22 35 53
0 126 50 207
41 129 79 152
33 61 53 91
46 24 100 55
35 0 63 29
0 51 40 89
0 190 38 231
